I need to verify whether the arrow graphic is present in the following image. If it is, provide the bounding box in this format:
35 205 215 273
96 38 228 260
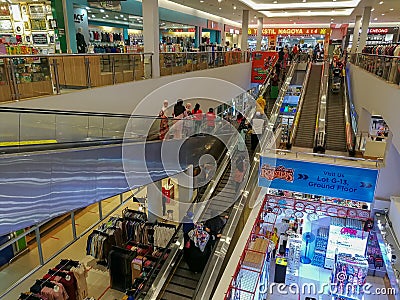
298 174 309 180
360 182 372 188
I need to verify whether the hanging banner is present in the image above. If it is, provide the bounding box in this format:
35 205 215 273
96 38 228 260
251 51 278 84
259 156 378 202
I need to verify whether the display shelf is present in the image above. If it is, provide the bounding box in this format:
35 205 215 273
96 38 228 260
285 235 301 285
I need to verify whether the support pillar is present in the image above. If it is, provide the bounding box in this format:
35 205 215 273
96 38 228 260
256 17 263 51
195 26 202 48
351 15 362 53
358 7 372 53
147 181 163 223
142 0 160 78
240 10 249 50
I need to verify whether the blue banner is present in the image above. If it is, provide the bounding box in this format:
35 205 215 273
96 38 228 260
258 157 378 203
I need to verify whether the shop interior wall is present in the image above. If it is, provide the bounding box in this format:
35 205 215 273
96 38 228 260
2 63 252 115
348 64 400 199
67 0 209 53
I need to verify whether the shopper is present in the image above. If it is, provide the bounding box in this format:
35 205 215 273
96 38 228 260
256 95 266 114
292 44 299 61
205 108 216 134
173 99 186 139
76 27 87 53
192 103 203 133
278 48 284 63
251 111 265 150
158 110 169 140
185 223 212 273
270 72 279 100
204 212 228 247
184 103 194 137
233 155 246 194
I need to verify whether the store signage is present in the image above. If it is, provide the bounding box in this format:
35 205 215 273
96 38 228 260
251 51 278 84
248 28 330 36
368 28 389 34
259 157 378 202
326 225 368 260
340 227 357 237
32 33 48 45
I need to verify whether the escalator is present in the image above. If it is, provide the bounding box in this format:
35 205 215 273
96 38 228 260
158 136 253 300
325 75 347 152
293 63 323 149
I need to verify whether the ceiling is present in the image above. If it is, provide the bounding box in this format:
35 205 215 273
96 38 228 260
169 0 400 26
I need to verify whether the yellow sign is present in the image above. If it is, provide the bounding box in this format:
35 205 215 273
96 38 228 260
248 28 331 36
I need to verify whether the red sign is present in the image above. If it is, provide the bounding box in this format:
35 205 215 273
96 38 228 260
251 51 278 84
248 28 330 36
368 28 389 34
340 227 358 237
260 164 294 182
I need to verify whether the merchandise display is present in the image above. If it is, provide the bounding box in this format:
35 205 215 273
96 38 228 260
311 227 329 268
0 2 55 54
285 234 301 285
331 253 369 300
18 259 88 300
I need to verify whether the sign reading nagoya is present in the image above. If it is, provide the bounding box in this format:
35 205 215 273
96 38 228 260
259 156 379 203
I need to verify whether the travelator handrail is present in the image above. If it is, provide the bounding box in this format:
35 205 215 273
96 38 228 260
193 62 298 300
288 61 312 147
314 60 330 152
343 67 356 155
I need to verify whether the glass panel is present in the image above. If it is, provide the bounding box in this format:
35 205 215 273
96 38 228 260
75 202 100 237
19 112 56 142
100 194 121 217
40 213 73 262
0 236 39 296
102 116 129 139
55 114 89 142
0 112 19 143
87 115 104 139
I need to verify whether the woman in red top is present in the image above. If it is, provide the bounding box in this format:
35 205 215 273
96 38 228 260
206 108 216 133
192 103 203 133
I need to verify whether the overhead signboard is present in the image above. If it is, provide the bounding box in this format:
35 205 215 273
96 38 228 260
258 156 378 203
248 28 331 36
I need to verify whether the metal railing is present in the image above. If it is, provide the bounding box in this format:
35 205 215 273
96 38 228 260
314 60 330 152
0 51 251 103
350 53 400 85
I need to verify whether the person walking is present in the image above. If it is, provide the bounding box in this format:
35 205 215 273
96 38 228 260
173 99 186 139
192 103 203 133
256 95 266 115
233 156 246 194
251 111 265 150
205 108 216 134
158 100 169 140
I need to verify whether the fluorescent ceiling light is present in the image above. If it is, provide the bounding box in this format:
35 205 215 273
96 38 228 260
238 0 361 10
261 8 354 17
389 8 393 11
379 1 383 4
100 9 105 12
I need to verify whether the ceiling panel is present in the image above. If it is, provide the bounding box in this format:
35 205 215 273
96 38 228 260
162 0 400 26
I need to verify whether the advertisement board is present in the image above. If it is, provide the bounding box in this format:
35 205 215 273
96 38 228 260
251 51 278 84
259 156 378 203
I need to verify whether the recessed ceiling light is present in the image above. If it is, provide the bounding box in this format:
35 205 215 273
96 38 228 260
92 14 95 18
105 14 109 17
124 18 127 20
371 8 375 11
302 0 306 2
381 13 385 15
390 8 394 11
374 17 378 20
115 16 119 19
120 14 124 17
200 0 204 2
379 1 383 4
100 9 104 13
273 0 278 3
254 15 257 18
218 0 222 2
85 6 90 10
233 5 237 9
219 7 222 10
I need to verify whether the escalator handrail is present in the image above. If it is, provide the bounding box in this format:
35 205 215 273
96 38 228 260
314 60 330 151
289 61 312 146
343 67 356 154
193 63 299 300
